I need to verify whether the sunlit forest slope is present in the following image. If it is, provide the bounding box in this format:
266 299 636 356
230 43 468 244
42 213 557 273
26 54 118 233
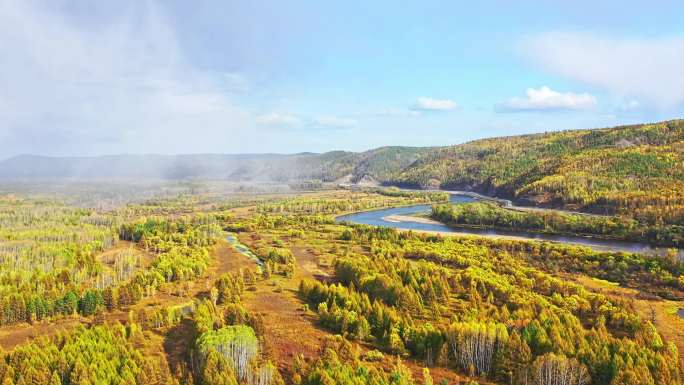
392 120 684 224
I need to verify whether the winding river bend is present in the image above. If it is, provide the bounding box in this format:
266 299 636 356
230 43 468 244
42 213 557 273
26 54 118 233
336 192 684 258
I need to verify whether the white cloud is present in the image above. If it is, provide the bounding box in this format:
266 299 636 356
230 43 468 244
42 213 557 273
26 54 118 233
496 86 597 112
411 97 458 111
376 107 421 117
255 113 302 127
0 1 253 156
313 116 357 128
523 32 684 109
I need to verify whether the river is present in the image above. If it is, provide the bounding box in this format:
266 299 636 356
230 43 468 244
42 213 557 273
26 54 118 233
335 193 684 258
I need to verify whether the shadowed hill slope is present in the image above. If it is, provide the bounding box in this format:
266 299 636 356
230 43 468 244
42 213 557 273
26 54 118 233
0 147 434 184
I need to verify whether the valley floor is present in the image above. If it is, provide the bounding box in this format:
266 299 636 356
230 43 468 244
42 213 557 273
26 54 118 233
0 188 682 385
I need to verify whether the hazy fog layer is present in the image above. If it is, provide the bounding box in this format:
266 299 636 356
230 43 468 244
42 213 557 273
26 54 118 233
0 147 430 185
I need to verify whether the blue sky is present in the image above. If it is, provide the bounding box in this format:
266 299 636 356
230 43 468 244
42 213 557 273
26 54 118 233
1 0 683 157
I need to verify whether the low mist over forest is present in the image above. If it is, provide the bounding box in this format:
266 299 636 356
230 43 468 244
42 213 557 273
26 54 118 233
0 147 431 183
4 119 684 220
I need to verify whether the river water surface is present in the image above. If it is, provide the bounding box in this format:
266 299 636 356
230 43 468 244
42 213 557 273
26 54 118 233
336 193 683 257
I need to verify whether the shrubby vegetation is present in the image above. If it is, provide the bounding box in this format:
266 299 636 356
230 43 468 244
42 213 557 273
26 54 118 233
291 335 418 385
257 243 296 279
464 235 684 299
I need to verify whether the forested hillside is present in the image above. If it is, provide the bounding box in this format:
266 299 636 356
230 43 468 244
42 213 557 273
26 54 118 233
347 147 429 183
0 147 432 184
392 119 684 224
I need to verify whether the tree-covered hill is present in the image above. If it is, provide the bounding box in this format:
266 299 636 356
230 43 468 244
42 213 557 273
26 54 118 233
0 147 434 184
391 119 684 224
348 146 429 183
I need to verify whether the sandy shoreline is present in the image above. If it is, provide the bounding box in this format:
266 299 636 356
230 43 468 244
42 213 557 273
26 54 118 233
382 214 441 224
382 214 624 250
381 214 557 242
396 227 567 243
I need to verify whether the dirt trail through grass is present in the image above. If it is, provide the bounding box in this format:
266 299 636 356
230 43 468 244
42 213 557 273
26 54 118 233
241 242 328 372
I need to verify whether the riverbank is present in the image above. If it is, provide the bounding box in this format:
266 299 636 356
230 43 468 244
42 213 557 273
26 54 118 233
336 192 684 258
382 214 440 225
432 199 682 249
381 214 647 251
411 187 610 218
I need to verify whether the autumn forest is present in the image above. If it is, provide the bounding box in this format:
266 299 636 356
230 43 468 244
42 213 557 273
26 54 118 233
1 120 684 385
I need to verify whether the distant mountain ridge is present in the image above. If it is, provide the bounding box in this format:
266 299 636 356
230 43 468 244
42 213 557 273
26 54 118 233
3 119 684 224
0 147 432 183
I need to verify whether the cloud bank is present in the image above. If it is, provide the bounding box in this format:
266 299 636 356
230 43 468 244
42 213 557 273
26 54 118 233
0 1 252 156
523 32 684 109
496 86 597 112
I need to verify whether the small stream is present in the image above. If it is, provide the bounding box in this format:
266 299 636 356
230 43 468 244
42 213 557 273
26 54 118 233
225 233 264 269
336 193 684 257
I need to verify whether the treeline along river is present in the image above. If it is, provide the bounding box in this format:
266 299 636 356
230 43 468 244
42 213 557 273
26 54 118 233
336 192 684 259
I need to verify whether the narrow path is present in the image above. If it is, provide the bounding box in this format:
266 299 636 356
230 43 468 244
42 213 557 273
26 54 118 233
0 318 82 350
240 242 328 372
244 287 327 369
